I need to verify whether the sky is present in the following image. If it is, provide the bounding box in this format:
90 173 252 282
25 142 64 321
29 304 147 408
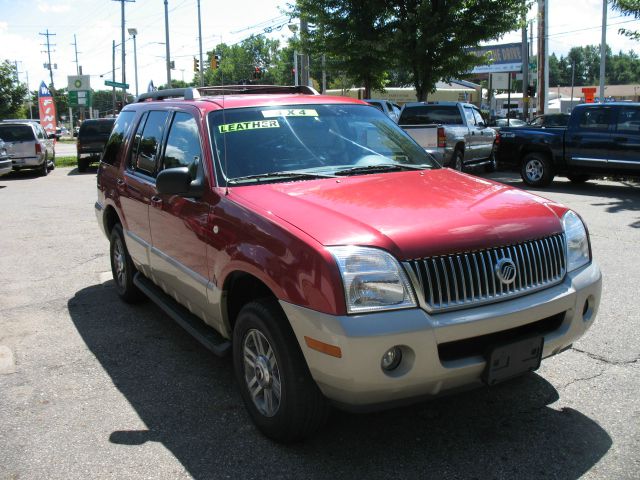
1 0 640 96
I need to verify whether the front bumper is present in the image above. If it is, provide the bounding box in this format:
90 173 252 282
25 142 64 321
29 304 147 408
282 261 601 410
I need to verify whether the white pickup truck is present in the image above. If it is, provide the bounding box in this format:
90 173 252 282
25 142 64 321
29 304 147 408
399 102 497 171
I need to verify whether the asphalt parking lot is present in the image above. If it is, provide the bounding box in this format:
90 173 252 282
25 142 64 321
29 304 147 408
0 167 638 479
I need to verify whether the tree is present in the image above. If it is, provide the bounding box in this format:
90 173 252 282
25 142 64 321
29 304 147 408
0 60 28 119
612 0 640 39
293 1 527 101
391 1 528 100
291 0 394 97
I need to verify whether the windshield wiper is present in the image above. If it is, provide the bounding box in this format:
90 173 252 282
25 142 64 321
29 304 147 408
228 170 338 184
335 163 430 176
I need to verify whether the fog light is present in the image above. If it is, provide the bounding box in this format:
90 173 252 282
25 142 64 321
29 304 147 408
381 346 402 371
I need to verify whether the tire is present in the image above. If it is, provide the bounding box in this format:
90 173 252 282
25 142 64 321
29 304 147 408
109 224 144 303
484 145 497 173
567 174 590 184
40 154 49 177
233 299 330 442
521 152 554 187
78 157 88 173
451 149 464 172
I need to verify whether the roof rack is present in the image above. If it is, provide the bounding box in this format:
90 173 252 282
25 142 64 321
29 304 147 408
197 85 319 96
135 87 201 103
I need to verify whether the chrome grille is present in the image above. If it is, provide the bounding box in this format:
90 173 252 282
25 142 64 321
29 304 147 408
405 234 566 312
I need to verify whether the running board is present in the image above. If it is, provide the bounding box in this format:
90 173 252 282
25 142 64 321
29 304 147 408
133 273 231 357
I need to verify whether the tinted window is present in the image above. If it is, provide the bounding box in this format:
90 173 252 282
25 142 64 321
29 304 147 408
0 125 35 142
163 112 202 180
102 112 135 166
530 116 544 126
616 107 640 133
130 111 169 177
577 108 611 131
399 106 463 125
472 108 485 126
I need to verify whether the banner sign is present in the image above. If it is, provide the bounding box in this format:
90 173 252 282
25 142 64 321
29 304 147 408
38 82 57 136
468 43 523 74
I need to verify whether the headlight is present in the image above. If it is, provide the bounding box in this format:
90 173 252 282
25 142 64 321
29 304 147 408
327 246 417 314
562 210 590 272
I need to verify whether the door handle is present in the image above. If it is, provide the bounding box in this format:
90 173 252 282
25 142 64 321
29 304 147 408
151 196 163 208
116 179 125 192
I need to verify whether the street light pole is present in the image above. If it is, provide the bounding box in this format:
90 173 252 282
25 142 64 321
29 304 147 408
164 0 172 88
128 28 139 97
197 0 204 87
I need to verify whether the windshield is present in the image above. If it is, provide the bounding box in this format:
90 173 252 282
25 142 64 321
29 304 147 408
209 104 437 185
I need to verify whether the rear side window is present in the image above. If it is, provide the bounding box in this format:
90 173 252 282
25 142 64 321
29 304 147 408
616 107 640 133
102 112 135 166
162 112 202 180
399 106 463 125
130 111 169 177
0 125 35 142
577 108 611 131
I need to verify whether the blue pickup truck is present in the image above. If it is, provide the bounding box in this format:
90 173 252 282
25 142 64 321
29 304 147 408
497 102 640 187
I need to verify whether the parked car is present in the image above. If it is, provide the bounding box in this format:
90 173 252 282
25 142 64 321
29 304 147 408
529 113 570 128
363 99 400 122
0 120 55 176
76 118 116 172
0 139 11 176
398 101 497 171
498 102 640 186
95 85 601 442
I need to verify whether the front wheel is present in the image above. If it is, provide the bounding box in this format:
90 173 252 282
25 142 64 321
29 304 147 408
233 299 329 442
521 153 554 187
40 154 49 177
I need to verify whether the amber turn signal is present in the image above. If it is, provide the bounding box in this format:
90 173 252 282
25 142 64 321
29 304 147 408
304 336 342 358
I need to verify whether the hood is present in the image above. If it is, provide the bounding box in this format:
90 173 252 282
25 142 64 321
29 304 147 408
230 169 566 259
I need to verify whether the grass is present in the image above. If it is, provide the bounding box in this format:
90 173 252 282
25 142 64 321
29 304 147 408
55 156 78 167
57 138 77 144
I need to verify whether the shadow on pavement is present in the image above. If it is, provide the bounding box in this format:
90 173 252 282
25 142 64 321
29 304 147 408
68 282 612 479
67 165 98 176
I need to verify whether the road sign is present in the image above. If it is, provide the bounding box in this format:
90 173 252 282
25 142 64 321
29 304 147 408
104 80 129 89
68 90 92 107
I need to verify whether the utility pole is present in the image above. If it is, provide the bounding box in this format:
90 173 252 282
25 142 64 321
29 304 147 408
112 40 116 114
164 0 172 88
113 0 134 105
71 34 80 75
599 0 607 102
39 29 56 89
522 5 529 121
536 0 546 115
197 0 204 87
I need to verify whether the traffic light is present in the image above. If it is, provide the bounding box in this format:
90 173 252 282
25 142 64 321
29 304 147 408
193 57 199 72
212 54 220 70
527 85 536 97
170 60 175 70
253 66 262 79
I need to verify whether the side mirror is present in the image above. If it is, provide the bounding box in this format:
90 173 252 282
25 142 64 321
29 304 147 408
47 133 56 139
156 167 204 198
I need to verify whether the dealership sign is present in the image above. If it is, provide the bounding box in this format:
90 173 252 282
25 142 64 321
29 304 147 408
468 43 523 74
38 82 57 136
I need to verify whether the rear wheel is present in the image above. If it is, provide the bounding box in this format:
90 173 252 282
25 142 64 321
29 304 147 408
567 174 590 184
109 224 143 303
521 152 554 187
40 154 49 177
78 157 88 173
233 299 329 442
451 149 464 172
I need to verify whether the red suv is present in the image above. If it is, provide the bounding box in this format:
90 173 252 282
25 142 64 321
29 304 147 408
95 86 602 441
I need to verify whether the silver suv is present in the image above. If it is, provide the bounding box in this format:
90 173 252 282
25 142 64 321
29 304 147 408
0 120 56 176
